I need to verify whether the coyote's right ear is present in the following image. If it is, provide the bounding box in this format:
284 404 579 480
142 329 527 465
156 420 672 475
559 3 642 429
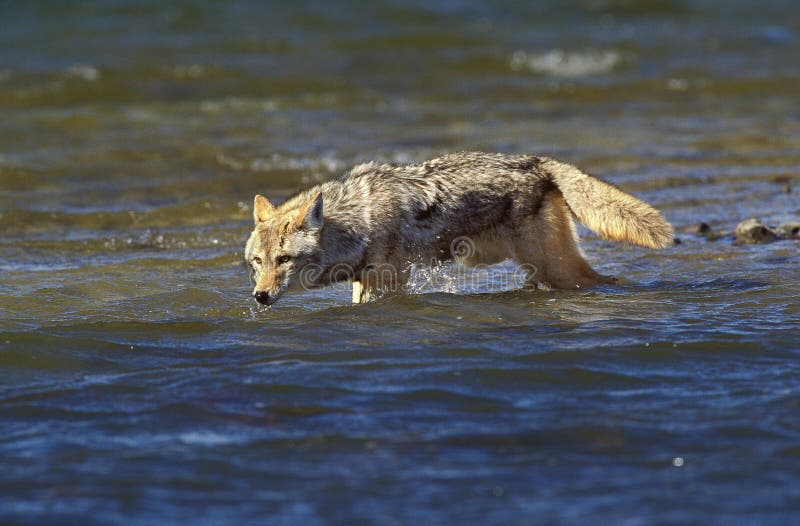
253 195 275 224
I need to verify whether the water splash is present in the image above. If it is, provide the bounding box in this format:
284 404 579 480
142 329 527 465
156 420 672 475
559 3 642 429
405 261 528 295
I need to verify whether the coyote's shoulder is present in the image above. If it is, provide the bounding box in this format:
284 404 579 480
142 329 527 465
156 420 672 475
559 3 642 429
246 152 673 305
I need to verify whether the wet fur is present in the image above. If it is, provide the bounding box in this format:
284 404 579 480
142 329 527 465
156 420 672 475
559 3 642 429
245 152 673 304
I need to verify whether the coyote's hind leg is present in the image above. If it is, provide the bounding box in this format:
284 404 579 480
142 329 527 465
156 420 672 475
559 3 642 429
513 191 612 289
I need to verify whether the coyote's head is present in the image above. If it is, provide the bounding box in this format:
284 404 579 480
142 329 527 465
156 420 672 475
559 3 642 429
245 192 324 306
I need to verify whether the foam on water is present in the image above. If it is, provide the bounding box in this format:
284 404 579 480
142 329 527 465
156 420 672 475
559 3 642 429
509 49 625 77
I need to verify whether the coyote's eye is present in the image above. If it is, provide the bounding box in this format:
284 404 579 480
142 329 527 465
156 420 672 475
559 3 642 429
252 256 262 266
276 255 291 265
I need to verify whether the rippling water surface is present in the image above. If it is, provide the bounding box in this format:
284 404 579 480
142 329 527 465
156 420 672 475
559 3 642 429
1 1 799 524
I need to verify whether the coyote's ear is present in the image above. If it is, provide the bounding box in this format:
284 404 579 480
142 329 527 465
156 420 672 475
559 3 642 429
295 192 323 231
253 194 275 224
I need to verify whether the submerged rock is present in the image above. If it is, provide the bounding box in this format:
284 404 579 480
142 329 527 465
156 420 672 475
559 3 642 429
684 221 728 241
681 222 710 234
769 175 793 194
706 230 730 242
734 218 779 244
694 222 711 234
778 221 800 239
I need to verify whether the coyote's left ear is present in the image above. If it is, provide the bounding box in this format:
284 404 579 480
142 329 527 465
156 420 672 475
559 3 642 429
253 194 275 224
295 192 323 231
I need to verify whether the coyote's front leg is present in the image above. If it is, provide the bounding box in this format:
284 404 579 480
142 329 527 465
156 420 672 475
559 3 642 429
351 264 409 304
351 280 372 304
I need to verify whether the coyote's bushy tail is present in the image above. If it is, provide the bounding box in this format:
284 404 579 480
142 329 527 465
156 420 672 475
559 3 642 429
541 157 674 249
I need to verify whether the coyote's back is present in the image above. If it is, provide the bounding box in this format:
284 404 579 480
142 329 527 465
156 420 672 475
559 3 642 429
357 151 673 250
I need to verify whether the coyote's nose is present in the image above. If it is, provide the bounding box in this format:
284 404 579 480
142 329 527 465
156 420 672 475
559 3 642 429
253 291 271 305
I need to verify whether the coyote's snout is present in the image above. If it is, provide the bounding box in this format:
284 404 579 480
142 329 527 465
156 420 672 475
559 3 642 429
245 152 673 305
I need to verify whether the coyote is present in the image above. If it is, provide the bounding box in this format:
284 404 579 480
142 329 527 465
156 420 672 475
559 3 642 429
245 152 673 305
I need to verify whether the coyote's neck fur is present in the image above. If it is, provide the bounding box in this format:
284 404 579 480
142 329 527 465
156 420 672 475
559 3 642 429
245 151 673 305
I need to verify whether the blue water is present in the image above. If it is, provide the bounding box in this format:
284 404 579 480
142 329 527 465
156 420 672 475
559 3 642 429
1 1 799 524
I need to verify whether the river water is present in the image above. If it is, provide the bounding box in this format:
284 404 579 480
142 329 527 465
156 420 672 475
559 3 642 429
1 1 799 524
